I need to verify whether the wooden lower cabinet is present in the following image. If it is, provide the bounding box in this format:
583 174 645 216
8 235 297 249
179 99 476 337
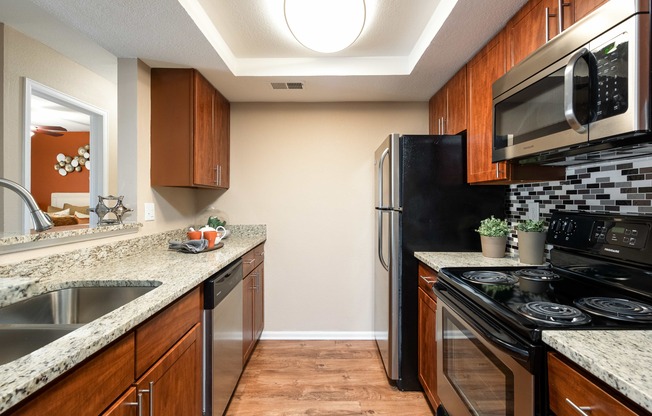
417 263 439 410
7 287 203 415
548 352 647 416
136 324 202 416
9 334 135 415
243 243 265 363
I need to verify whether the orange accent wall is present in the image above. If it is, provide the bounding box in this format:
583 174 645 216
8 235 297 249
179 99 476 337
31 132 90 210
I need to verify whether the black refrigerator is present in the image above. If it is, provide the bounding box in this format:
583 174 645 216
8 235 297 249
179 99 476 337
373 133 506 390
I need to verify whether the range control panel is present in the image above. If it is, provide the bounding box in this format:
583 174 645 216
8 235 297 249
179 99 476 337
547 210 651 265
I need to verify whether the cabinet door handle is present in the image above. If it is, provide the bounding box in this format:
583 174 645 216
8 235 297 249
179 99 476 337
558 0 571 33
124 392 143 416
244 259 255 264
420 275 436 288
495 163 503 178
139 381 154 416
565 398 591 415
544 7 557 42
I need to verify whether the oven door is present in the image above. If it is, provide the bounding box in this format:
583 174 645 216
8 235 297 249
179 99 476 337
436 290 534 416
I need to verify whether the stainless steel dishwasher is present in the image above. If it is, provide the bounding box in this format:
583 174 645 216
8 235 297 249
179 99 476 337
202 259 243 416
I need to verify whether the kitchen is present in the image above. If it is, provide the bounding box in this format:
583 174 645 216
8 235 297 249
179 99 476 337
1 0 652 415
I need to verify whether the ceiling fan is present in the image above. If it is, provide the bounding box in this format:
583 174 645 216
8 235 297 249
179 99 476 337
31 125 68 137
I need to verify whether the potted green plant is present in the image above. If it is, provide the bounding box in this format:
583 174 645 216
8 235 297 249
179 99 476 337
516 219 546 264
476 216 509 258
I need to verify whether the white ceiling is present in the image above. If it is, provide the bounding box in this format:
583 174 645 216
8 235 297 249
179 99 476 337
4 0 528 102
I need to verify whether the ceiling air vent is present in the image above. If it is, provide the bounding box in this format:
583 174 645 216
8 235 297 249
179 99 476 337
271 82 304 90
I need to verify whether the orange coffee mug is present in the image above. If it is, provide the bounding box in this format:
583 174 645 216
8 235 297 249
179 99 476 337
187 230 201 240
203 230 217 248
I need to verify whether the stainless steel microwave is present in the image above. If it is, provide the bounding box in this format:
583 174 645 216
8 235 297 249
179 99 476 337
492 0 651 165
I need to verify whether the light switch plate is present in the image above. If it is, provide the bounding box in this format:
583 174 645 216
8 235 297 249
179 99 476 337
144 203 155 221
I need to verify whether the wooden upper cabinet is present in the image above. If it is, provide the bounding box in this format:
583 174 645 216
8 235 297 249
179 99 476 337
151 68 230 189
193 73 217 187
445 66 467 135
429 66 467 136
214 90 230 188
467 32 507 183
507 0 560 69
429 88 446 135
573 0 609 22
507 0 610 69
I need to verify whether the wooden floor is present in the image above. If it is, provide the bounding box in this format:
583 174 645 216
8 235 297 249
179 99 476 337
225 340 434 416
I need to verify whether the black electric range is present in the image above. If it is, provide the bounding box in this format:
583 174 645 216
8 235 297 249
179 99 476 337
434 210 652 416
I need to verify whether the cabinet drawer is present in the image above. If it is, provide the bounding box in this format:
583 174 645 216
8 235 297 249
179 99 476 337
418 263 438 301
10 333 135 415
135 287 201 377
243 249 256 277
254 243 265 268
548 352 643 416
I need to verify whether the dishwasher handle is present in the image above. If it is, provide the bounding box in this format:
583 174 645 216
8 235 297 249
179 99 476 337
204 259 243 309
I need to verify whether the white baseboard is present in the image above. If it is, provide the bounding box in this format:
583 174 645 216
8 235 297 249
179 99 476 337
260 331 374 340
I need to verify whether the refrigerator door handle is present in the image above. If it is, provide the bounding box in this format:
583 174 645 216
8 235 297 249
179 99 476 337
377 211 389 271
376 147 390 209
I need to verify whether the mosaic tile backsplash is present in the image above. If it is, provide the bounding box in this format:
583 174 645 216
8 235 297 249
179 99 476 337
505 155 652 255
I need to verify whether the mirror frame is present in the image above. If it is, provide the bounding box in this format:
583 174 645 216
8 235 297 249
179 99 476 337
22 78 108 232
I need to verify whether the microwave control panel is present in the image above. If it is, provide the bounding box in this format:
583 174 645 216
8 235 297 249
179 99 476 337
592 33 629 121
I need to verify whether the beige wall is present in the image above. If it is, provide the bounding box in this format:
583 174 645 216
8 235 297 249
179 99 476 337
202 102 428 337
1 24 117 233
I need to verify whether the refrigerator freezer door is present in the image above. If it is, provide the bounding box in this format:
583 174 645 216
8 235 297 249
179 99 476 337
374 208 400 381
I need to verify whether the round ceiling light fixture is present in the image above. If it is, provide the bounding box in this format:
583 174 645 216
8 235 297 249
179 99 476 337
284 0 366 54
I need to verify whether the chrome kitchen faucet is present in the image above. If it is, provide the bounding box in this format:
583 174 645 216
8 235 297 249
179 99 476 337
0 178 53 232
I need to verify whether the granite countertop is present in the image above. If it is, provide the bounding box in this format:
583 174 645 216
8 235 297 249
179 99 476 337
0 225 266 414
415 251 652 413
414 251 524 271
543 331 652 413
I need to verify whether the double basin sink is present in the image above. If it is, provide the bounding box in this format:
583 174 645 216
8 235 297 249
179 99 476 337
0 285 158 365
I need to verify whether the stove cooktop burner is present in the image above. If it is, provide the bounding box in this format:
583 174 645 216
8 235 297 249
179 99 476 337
461 271 518 285
514 269 561 281
517 301 592 326
574 297 652 323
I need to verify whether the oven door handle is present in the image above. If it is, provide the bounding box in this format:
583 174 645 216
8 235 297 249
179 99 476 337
437 286 531 364
471 315 530 359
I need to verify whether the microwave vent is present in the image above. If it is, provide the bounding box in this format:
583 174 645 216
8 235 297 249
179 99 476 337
271 82 304 90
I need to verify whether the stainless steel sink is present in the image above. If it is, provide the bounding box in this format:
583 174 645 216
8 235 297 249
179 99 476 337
0 324 79 365
0 285 158 365
0 285 157 325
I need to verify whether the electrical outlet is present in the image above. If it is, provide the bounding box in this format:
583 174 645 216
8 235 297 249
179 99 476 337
144 203 155 221
527 202 540 221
